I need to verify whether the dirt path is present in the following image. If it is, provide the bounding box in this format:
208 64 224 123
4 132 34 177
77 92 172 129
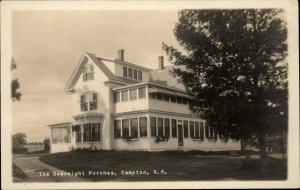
13 154 88 182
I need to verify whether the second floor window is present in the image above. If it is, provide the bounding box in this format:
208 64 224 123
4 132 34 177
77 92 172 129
130 89 137 100
80 92 97 111
83 64 94 81
138 87 146 99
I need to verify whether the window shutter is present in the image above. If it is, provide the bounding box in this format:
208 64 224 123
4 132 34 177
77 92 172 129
90 65 94 80
80 95 85 103
83 67 87 81
93 93 97 109
205 122 209 139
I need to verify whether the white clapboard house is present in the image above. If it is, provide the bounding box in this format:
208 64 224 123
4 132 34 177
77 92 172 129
48 50 240 153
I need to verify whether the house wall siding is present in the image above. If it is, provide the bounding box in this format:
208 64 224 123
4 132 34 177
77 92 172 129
72 58 111 150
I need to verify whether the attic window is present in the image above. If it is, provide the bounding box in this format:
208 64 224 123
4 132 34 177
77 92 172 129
122 66 143 81
83 64 94 81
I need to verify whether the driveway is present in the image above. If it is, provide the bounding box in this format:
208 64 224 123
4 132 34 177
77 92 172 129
13 153 88 182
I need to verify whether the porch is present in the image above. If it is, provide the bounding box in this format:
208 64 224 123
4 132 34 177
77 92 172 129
48 112 104 153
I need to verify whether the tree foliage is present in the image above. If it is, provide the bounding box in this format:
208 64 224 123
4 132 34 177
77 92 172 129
14 132 27 145
11 57 22 101
163 9 287 158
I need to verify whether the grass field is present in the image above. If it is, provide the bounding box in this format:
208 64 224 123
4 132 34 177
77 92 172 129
39 150 287 181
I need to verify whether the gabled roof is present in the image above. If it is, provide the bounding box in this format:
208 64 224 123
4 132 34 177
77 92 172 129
65 52 139 92
65 52 187 93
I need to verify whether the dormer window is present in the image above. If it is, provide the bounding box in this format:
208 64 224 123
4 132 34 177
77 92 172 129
80 92 97 111
128 68 133 79
133 69 137 80
123 66 128 77
122 66 143 81
138 71 142 80
83 64 94 81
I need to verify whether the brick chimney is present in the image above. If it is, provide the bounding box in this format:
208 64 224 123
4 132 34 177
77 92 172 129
117 49 124 61
158 56 164 70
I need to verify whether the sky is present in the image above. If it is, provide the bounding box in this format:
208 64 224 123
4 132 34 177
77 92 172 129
11 10 182 142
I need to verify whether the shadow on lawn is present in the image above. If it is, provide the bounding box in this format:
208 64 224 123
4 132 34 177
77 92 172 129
13 164 28 180
39 150 287 181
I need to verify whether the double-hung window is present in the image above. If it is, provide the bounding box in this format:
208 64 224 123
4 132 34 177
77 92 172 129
52 127 71 144
171 119 177 137
138 87 146 99
138 71 143 81
121 91 128 101
190 121 195 138
157 118 163 136
128 68 133 79
130 118 138 138
130 89 137 100
183 120 188 138
123 67 128 77
80 92 97 111
164 118 170 137
150 117 157 137
133 69 138 80
122 119 129 138
139 117 147 137
114 120 121 139
83 64 94 81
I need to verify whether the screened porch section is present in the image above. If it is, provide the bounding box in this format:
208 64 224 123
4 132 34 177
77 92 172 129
72 123 101 143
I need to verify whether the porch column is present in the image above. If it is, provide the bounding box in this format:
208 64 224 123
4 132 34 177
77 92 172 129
147 114 151 138
80 124 83 143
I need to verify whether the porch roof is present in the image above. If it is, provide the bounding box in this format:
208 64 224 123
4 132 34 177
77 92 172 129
47 121 71 128
73 112 104 120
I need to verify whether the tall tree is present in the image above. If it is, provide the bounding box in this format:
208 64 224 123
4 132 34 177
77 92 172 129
163 9 287 159
14 133 27 145
11 57 22 101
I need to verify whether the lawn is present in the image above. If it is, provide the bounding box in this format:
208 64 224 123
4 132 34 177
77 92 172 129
13 164 28 181
39 150 287 181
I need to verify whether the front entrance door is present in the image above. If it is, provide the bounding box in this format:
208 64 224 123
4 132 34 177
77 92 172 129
178 124 183 146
